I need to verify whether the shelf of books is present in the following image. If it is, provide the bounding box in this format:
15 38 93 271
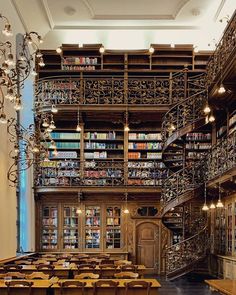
127 132 165 186
39 131 81 187
63 205 79 250
85 206 101 249
41 205 58 250
185 132 212 162
106 206 121 249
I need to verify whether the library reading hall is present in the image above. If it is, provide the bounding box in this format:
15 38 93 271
0 0 236 294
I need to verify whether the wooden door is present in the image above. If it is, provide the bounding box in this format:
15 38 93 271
136 222 159 273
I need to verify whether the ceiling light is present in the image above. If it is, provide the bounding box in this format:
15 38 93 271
49 120 56 129
0 112 7 124
51 104 58 113
149 46 154 54
49 140 56 149
38 57 45 67
218 83 226 94
99 46 105 54
216 183 224 208
202 203 209 211
42 119 49 128
2 23 12 36
56 46 62 54
124 208 130 214
203 105 211 114
210 202 216 209
124 124 130 132
208 114 215 122
76 124 81 132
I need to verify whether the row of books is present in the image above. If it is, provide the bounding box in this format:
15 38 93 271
51 132 80 139
40 160 79 168
128 133 162 140
84 170 122 178
127 179 162 186
62 65 96 71
186 133 211 141
46 142 80 149
128 161 166 168
85 152 107 159
63 57 98 65
42 218 57 226
85 132 116 140
128 170 168 178
43 81 78 90
186 142 211 150
128 142 162 150
49 151 78 159
85 142 123 149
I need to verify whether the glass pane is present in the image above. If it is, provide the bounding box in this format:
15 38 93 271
106 206 121 249
63 206 79 249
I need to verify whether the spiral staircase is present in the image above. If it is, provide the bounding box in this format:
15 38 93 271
161 73 210 280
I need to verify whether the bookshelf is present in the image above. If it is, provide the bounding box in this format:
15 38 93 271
85 206 101 249
63 205 79 249
214 208 226 255
41 205 58 250
106 206 121 249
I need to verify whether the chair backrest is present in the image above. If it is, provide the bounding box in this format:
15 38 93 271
93 280 118 295
100 264 116 269
41 254 56 258
74 272 99 279
59 280 85 295
5 280 33 295
3 264 23 271
0 272 26 279
15 260 32 265
36 264 54 276
114 271 139 279
120 264 137 272
114 260 132 266
77 264 96 270
53 259 66 265
124 281 152 295
26 272 50 279
100 259 114 265
33 259 49 265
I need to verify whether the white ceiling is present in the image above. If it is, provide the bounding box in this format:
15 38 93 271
4 0 236 49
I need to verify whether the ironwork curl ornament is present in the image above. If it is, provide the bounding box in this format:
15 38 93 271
7 118 41 186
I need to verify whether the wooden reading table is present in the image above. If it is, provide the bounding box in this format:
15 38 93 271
205 279 236 295
52 278 161 295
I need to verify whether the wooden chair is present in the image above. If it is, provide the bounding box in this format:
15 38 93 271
77 264 96 273
33 259 49 265
26 272 50 279
114 260 132 266
5 280 33 295
59 280 85 295
99 264 117 278
114 271 139 279
93 280 118 295
0 272 26 279
36 264 55 276
100 259 114 264
15 260 32 265
75 272 99 279
41 254 56 258
3 264 23 271
120 264 137 272
124 281 152 295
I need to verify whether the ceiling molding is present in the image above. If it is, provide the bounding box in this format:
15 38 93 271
172 0 190 18
82 0 95 18
11 0 29 32
92 14 174 20
40 0 55 29
214 0 226 21
53 25 200 30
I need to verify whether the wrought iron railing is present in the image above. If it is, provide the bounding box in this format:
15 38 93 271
161 160 206 214
34 72 206 109
165 226 209 277
34 159 167 187
206 10 236 85
162 89 207 147
207 129 236 181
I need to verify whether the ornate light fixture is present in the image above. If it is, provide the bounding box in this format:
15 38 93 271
76 192 82 214
216 183 224 208
124 109 130 132
76 109 81 132
0 13 13 36
202 183 209 211
124 191 129 214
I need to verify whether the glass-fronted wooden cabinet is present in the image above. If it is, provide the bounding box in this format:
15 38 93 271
38 202 124 252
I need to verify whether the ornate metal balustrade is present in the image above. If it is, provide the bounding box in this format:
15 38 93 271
206 10 236 85
207 129 236 181
161 160 206 215
162 89 207 148
34 72 205 109
34 159 166 187
165 226 209 277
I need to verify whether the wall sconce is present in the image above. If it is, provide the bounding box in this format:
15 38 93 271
202 183 209 211
124 109 130 132
76 109 81 132
124 191 129 214
76 192 83 214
